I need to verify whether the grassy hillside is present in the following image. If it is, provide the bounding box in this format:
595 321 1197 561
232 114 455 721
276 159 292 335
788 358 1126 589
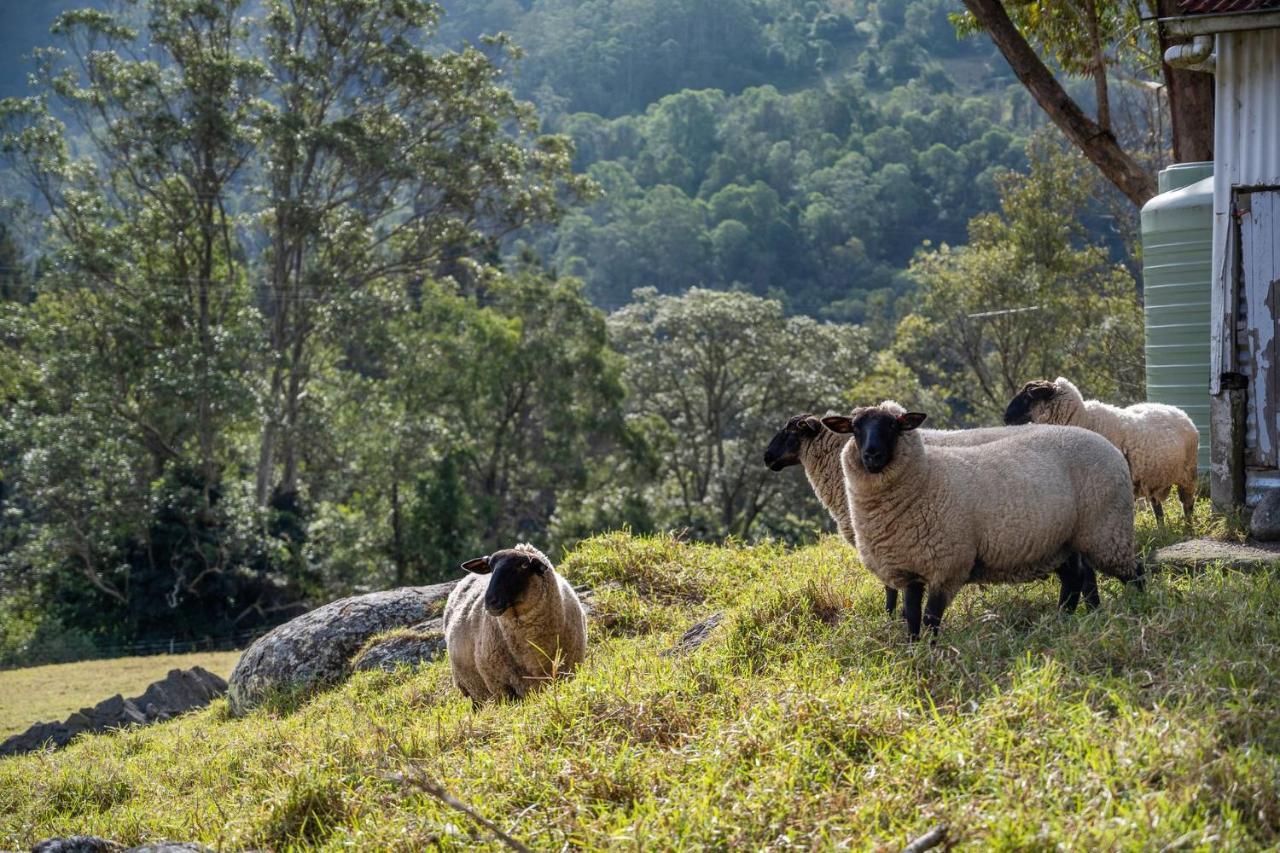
0 651 242 738
2 503 1278 850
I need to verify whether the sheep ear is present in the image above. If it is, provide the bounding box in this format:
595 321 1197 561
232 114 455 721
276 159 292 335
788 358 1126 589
1030 384 1056 401
821 415 855 434
461 556 492 574
800 416 824 436
897 412 927 431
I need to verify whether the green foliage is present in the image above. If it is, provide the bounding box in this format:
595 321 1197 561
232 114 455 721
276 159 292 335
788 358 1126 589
546 77 1034 315
882 135 1145 424
3 523 1279 849
0 0 1155 663
608 288 871 540
0 0 593 655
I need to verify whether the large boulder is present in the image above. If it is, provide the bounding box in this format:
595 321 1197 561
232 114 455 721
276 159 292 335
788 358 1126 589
227 582 456 715
0 667 227 757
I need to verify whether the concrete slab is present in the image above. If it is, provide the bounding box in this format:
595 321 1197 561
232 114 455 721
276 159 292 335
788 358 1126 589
1151 538 1280 572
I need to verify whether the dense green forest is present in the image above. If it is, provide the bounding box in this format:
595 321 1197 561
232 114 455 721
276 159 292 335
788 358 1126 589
0 0 1145 664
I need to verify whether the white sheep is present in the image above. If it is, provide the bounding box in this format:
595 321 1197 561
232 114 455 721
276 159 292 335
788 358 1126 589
1004 377 1199 527
763 411 1097 616
822 403 1139 639
443 543 587 703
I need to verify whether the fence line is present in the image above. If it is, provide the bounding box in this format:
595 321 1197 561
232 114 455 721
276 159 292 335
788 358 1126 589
0 626 272 671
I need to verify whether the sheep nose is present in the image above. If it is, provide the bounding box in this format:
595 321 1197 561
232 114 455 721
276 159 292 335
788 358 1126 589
862 449 888 470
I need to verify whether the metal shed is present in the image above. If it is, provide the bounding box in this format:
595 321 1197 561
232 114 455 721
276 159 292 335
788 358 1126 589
1162 1 1280 510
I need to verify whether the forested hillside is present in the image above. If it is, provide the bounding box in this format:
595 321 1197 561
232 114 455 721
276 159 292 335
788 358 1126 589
0 0 1145 664
441 0 1041 316
2 0 1041 317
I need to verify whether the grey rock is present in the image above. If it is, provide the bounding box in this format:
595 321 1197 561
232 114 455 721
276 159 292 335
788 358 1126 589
227 582 457 715
663 612 724 657
349 618 447 673
29 840 214 853
1152 537 1280 572
1 667 227 757
31 837 124 853
1251 490 1280 541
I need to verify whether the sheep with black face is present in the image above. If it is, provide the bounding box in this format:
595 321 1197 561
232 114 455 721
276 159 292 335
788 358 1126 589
823 402 1140 639
443 543 587 703
763 410 1099 617
1005 376 1199 528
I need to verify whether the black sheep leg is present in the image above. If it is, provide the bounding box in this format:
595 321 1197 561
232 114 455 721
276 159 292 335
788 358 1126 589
1055 556 1083 613
1152 499 1166 527
1079 559 1101 610
923 589 951 637
885 585 899 616
1057 555 1101 612
903 582 925 640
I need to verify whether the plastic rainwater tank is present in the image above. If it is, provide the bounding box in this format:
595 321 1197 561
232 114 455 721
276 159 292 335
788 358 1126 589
1141 161 1213 472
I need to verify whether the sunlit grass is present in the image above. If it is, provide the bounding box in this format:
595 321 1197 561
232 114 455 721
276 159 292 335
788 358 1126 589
2 511 1277 850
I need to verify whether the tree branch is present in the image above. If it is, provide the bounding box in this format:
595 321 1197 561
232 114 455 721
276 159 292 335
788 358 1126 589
962 0 1156 206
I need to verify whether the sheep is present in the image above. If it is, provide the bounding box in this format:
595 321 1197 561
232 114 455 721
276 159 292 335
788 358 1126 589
763 412 1098 617
822 402 1139 639
443 543 587 704
1004 377 1199 527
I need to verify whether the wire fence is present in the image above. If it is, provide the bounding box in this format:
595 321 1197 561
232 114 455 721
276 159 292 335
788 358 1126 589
0 626 273 671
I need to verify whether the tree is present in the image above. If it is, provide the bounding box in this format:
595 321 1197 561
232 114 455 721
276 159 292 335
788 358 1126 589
0 0 589 647
308 270 629 588
608 288 871 540
251 0 591 507
957 0 1214 206
891 136 1144 423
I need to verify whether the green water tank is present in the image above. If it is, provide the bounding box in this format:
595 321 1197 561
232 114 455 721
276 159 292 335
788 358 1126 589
1141 161 1213 472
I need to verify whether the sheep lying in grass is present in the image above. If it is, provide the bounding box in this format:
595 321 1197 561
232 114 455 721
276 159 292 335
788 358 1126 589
443 543 587 703
823 403 1140 639
1004 377 1199 528
763 412 1098 617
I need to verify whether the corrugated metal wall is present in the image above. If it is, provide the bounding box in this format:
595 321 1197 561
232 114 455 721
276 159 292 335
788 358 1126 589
1209 27 1280 503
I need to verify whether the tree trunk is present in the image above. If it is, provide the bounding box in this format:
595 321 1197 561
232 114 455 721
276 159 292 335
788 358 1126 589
1155 0 1215 163
962 0 1157 207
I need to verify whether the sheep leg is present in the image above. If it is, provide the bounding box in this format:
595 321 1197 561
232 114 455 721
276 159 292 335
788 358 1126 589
1151 499 1166 527
1055 557 1083 613
1125 559 1147 592
903 582 925 640
922 589 950 637
884 585 899 616
1179 483 1197 530
1079 561 1101 610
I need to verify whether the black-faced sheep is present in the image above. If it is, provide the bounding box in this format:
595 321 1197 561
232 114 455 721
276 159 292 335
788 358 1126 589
443 543 587 703
823 403 1139 639
1004 377 1199 527
763 412 1099 618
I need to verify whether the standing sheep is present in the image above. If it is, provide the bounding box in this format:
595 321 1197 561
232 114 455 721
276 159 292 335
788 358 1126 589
822 403 1139 639
1004 377 1199 527
443 543 587 704
763 411 1098 616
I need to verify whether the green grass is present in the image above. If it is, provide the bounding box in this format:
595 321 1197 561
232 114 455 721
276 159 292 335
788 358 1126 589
0 651 243 739
2 499 1278 850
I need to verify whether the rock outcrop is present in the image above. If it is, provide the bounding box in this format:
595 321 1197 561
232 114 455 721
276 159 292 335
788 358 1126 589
31 839 214 853
227 582 456 715
663 612 724 656
0 667 227 757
